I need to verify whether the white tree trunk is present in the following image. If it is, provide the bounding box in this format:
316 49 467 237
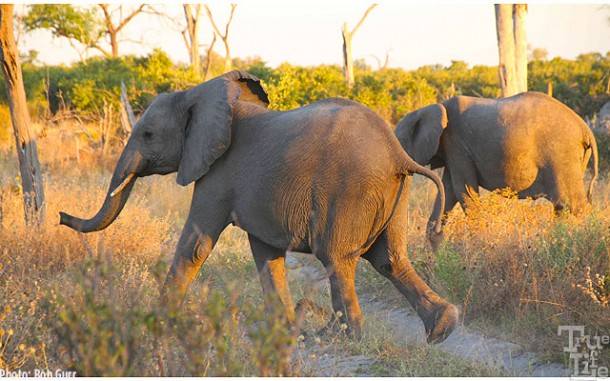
342 22 354 87
183 4 202 77
341 4 376 88
495 4 518 97
514 4 528 93
495 4 527 97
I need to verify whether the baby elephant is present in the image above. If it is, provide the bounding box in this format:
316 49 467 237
60 71 458 344
395 92 598 239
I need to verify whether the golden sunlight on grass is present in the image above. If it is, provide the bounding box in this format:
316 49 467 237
0 128 608 375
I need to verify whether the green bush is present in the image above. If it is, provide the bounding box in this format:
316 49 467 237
1 48 609 125
434 244 471 302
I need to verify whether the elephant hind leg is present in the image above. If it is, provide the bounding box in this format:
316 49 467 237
362 232 458 344
248 234 295 325
542 166 590 216
318 257 362 339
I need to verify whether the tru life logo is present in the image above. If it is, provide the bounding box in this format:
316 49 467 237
558 325 609 379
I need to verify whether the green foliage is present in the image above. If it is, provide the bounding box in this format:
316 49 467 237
538 213 608 273
246 302 295 376
528 53 610 117
434 244 471 302
42 255 152 376
1 48 609 127
414 61 500 100
353 68 437 122
265 64 347 111
23 5 104 52
40 249 297 376
1 50 198 118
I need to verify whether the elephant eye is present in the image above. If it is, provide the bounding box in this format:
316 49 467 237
143 130 153 141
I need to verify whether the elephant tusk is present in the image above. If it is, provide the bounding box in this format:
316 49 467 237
110 173 135 197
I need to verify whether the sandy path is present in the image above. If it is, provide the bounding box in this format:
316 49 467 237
286 252 568 377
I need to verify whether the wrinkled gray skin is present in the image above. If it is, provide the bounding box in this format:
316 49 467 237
60 71 458 344
396 92 598 244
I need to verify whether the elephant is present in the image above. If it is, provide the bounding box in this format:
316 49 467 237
395 91 598 240
60 71 458 344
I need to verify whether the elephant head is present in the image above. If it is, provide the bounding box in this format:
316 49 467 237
60 70 269 232
394 103 448 167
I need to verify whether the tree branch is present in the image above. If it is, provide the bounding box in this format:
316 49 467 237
224 4 237 40
90 43 112 57
351 4 377 36
115 4 147 32
181 28 191 51
204 4 236 41
98 4 115 34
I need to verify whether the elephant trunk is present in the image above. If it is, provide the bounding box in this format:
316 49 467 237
59 150 143 233
401 157 445 234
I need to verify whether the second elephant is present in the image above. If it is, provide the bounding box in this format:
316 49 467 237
395 91 598 236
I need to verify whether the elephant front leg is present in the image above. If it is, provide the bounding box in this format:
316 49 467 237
427 169 458 250
161 216 225 311
248 234 295 325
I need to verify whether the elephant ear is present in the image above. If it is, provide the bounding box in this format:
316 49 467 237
394 103 448 165
176 71 269 186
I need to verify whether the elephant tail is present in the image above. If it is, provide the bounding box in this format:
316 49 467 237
398 155 445 234
585 127 598 202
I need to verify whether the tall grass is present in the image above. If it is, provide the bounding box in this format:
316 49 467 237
1 119 609 374
423 188 609 364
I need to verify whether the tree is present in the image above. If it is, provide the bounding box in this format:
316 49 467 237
203 33 217 81
23 4 105 61
0 4 45 224
24 4 153 60
182 4 203 77
342 4 377 87
495 4 528 97
204 4 237 74
98 4 155 57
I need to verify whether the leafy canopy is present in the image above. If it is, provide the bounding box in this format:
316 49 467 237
23 5 104 51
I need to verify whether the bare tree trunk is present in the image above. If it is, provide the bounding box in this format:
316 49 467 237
183 4 202 77
119 78 135 137
204 4 236 74
100 99 112 159
0 4 46 224
514 4 528 93
99 4 151 58
204 32 217 81
342 22 354 87
495 4 518 97
495 3 527 97
109 32 119 57
341 4 377 88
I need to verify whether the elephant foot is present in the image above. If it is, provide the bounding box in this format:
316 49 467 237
422 303 459 344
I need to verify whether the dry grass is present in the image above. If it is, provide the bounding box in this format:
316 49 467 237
1 120 609 374
406 184 610 365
